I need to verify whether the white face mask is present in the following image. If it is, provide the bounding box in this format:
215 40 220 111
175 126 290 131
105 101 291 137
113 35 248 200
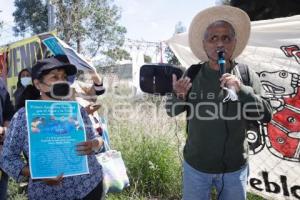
20 77 32 87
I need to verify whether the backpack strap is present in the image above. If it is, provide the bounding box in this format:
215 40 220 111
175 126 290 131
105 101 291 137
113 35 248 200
186 63 203 81
235 63 250 86
234 63 262 127
185 63 203 101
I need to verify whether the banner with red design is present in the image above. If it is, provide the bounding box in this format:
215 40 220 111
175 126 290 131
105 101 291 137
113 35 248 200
0 52 7 80
167 15 300 200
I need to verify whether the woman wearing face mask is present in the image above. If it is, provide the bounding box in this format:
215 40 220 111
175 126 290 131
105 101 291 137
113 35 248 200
13 68 32 109
0 55 104 200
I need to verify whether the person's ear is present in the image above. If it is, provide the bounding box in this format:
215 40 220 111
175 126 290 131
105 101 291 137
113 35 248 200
33 79 41 91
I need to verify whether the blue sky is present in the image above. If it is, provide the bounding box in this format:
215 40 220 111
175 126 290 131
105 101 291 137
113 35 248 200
0 0 217 45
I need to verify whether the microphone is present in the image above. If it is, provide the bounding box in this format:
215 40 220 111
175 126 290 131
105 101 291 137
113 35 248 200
217 50 225 77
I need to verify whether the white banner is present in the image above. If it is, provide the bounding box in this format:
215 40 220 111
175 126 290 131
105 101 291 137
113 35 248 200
167 15 300 200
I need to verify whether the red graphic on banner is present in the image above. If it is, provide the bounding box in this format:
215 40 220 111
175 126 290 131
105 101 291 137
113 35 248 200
280 45 299 57
247 45 300 162
281 45 300 64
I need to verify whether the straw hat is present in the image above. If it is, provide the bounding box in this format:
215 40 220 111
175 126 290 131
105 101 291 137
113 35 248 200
188 5 251 61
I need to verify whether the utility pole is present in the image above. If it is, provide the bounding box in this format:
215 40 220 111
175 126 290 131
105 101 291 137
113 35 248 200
160 42 163 63
47 0 55 31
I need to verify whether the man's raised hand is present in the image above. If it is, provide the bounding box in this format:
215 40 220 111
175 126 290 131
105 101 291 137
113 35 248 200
172 74 192 100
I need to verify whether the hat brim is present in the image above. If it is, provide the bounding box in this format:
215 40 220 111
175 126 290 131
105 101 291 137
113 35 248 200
188 5 251 62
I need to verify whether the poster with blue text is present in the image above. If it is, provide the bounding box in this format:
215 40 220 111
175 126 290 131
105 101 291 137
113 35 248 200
26 100 89 179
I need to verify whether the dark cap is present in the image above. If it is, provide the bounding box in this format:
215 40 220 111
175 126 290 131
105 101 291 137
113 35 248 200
31 55 77 81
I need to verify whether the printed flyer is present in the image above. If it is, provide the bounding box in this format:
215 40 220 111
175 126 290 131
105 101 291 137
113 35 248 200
26 100 89 179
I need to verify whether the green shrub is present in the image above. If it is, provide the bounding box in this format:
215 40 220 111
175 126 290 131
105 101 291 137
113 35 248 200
7 178 27 200
108 121 182 199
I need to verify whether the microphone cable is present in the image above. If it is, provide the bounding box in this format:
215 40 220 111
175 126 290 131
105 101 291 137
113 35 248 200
217 50 229 200
217 103 230 200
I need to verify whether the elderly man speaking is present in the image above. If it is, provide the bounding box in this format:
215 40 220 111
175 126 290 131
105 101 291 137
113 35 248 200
166 5 273 200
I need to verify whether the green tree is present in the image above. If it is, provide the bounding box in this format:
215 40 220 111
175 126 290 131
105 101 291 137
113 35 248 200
104 47 130 61
53 0 88 52
51 0 128 57
84 0 127 57
165 47 180 66
13 0 48 36
54 0 128 60
13 0 128 61
144 55 152 63
165 21 186 66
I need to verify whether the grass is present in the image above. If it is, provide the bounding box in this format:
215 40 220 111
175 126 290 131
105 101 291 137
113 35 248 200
7 179 27 200
7 80 267 200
